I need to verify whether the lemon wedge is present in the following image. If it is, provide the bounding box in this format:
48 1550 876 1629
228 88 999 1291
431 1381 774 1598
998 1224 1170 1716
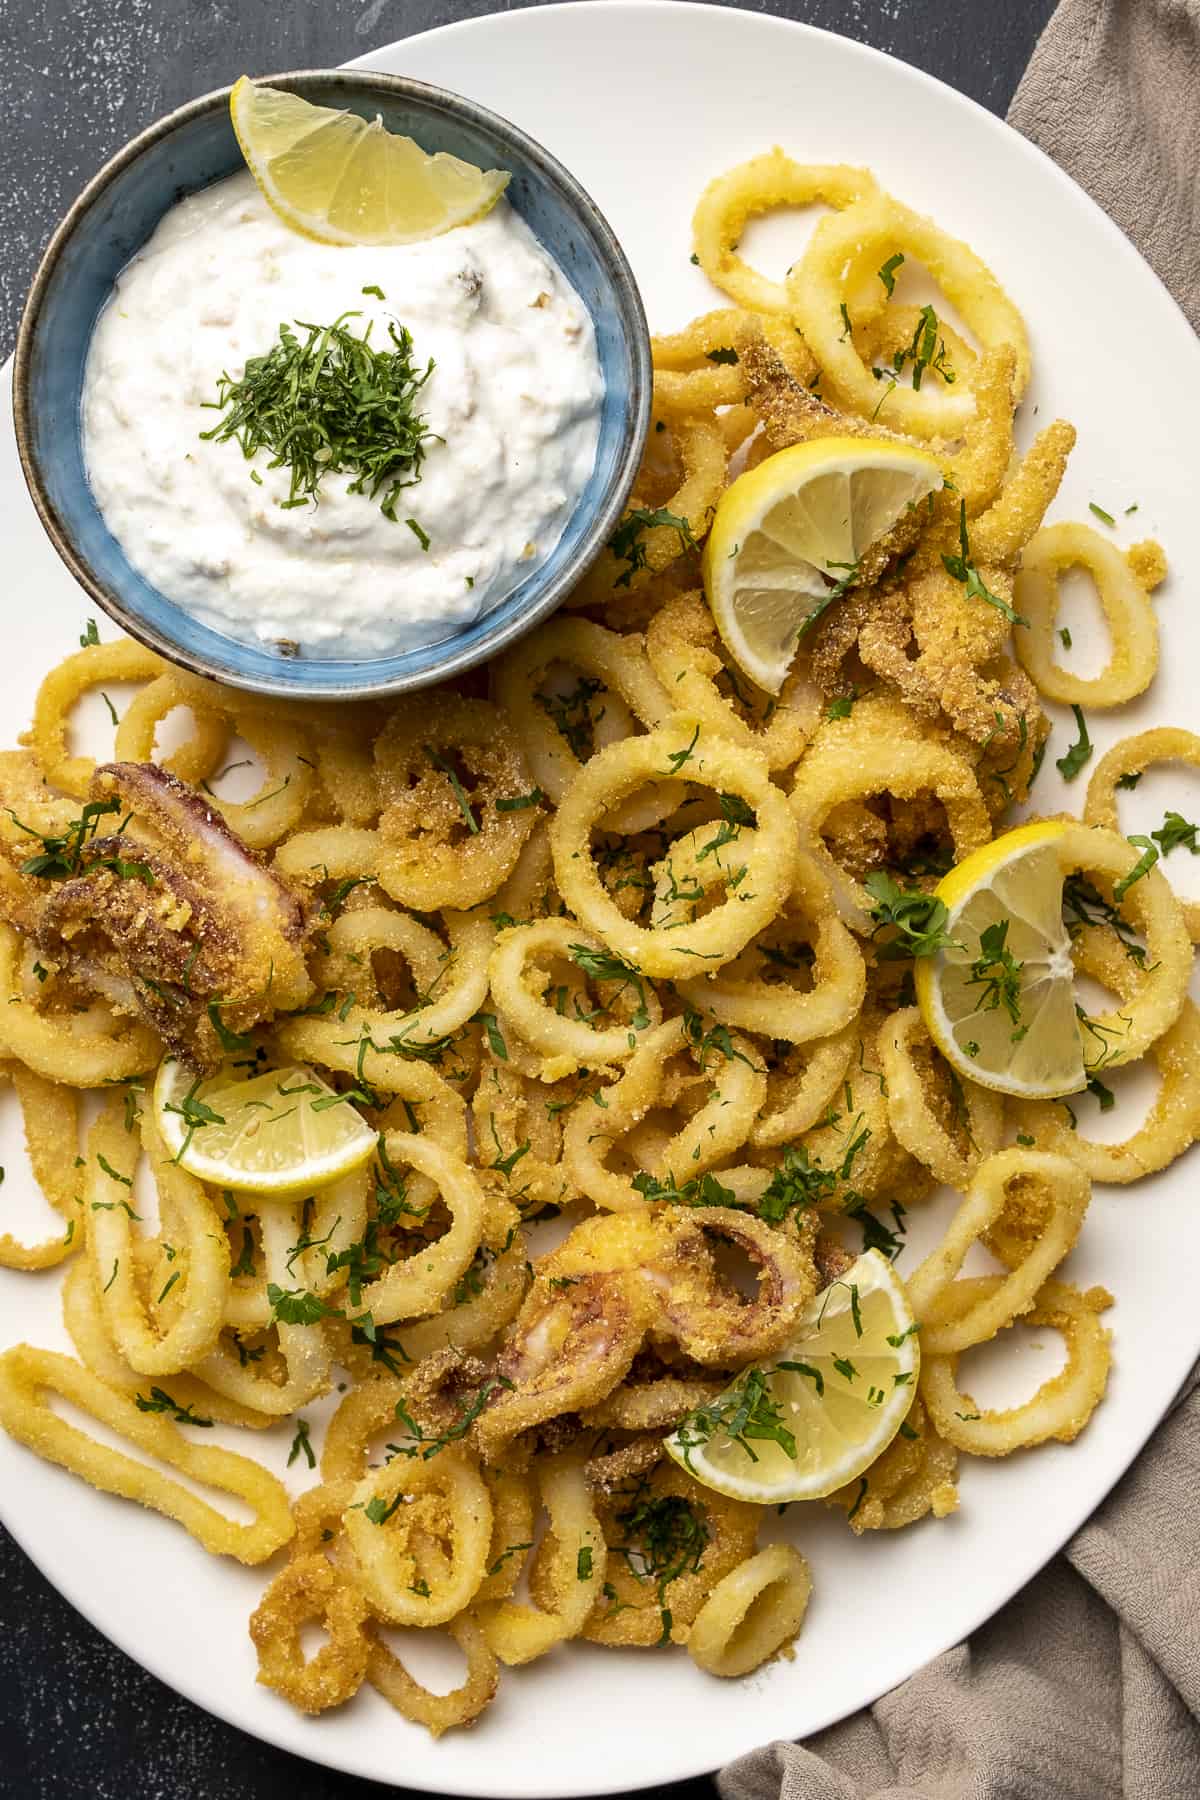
664 1250 918 1504
702 437 942 693
914 820 1086 1099
229 76 510 246
154 1057 377 1195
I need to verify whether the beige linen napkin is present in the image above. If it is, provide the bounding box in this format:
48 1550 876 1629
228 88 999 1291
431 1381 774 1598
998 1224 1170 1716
721 5 1200 1795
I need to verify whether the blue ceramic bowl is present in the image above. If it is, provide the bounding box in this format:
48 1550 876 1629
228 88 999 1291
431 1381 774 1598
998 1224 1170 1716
13 71 650 700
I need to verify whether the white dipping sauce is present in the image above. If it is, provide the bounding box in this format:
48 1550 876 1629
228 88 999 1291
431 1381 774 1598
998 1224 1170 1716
82 172 604 659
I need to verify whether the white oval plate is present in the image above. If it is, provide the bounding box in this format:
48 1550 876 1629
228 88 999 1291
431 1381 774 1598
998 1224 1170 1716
2 4 1198 1793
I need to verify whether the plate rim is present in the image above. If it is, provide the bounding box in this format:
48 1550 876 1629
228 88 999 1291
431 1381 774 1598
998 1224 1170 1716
2 2 1198 1792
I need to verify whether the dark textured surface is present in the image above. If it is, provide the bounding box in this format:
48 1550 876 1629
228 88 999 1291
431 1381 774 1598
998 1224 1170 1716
0 2 1056 1795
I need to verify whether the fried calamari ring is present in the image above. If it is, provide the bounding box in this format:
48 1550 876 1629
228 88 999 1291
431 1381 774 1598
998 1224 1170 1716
493 616 677 831
579 1459 758 1647
191 709 317 850
686 1543 812 1677
0 1346 293 1562
551 719 798 978
489 917 661 1074
477 1448 606 1664
675 852 865 1046
474 1467 536 1603
788 192 1030 437
880 1007 1003 1189
905 1147 1090 1356
87 1098 228 1377
560 1019 762 1212
343 1445 492 1627
920 1277 1112 1453
692 150 879 316
789 721 991 931
274 825 382 886
0 923 158 1085
0 1064 81 1270
651 309 752 415
1085 727 1200 941
751 1022 858 1147
1014 523 1163 706
366 1614 500 1736
61 1252 271 1430
28 640 167 798
312 717 384 827
826 1396 958 1533
352 1134 485 1327
374 696 537 911
1057 821 1190 1064
571 418 726 605
644 593 818 773
291 906 491 1064
200 1204 333 1415
1010 929 1200 1182
249 1553 371 1713
112 674 230 791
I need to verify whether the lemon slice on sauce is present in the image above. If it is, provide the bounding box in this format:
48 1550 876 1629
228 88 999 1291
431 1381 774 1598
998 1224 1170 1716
702 437 942 693
914 819 1087 1099
154 1057 377 1195
230 77 510 246
664 1251 918 1504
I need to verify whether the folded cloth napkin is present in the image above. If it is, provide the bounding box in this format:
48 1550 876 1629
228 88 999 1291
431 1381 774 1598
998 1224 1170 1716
1008 0 1200 331
720 5 1200 1795
719 1378 1200 1799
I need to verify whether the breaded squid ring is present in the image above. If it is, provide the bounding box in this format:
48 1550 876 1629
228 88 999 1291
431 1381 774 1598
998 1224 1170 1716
493 616 677 833
880 1007 1004 1189
374 695 537 911
561 1018 764 1211
570 417 726 605
686 1543 812 1677
751 1022 858 1147
112 673 230 792
692 150 879 316
0 1345 293 1562
0 1065 82 1270
249 1553 371 1713
478 1448 606 1664
489 917 661 1073
787 191 1030 437
0 923 158 1085
1057 821 1190 1065
1013 523 1164 706
344 1445 493 1628
906 1147 1090 1356
645 593 818 773
366 1614 499 1736
920 1277 1112 1453
789 726 991 932
1010 929 1200 1183
29 640 168 798
200 1205 333 1415
550 718 799 978
676 852 866 1045
87 1098 228 1377
1085 726 1200 941
353 1133 485 1327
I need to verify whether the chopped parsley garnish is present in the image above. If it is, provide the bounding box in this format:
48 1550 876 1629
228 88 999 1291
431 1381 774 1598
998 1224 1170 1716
134 1388 213 1427
1153 810 1200 857
200 311 435 519
389 1375 514 1460
705 346 739 365
877 251 905 296
1112 835 1159 902
1115 770 1142 790
495 789 544 812
79 619 100 647
1088 502 1116 527
1055 705 1093 781
967 919 1024 1029
287 1418 316 1468
425 745 479 835
568 942 649 1029
6 794 122 880
942 501 1026 625
608 507 698 589
674 1367 796 1469
864 871 960 960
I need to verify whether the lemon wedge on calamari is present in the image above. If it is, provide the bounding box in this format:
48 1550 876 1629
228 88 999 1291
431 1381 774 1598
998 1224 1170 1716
665 1250 918 1504
702 436 942 693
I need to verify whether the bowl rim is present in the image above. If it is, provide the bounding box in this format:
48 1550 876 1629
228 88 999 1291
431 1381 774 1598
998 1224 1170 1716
12 68 651 701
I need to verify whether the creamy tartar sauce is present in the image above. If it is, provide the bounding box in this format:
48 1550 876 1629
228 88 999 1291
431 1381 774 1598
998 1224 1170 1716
82 172 604 659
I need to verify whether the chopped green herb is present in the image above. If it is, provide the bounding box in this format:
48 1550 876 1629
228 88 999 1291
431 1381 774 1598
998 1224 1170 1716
1055 705 1093 781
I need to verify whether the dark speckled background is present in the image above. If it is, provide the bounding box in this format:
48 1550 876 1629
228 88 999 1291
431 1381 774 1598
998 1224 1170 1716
0 2 1055 1795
